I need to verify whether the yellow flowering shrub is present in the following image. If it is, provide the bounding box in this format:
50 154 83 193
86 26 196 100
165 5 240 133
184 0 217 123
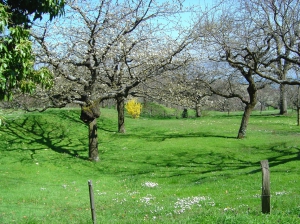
125 99 142 118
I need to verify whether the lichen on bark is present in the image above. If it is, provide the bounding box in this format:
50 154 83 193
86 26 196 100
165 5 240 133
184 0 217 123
80 100 100 123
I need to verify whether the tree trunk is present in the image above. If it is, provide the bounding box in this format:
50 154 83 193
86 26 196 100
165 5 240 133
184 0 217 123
237 76 257 139
80 100 101 162
196 103 202 117
237 104 254 139
88 118 99 161
279 83 288 115
117 96 125 133
297 107 300 126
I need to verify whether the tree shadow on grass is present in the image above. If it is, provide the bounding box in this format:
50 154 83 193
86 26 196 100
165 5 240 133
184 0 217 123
96 117 299 183
114 131 237 142
172 144 300 184
98 139 300 185
54 109 84 125
246 144 300 175
1 116 88 161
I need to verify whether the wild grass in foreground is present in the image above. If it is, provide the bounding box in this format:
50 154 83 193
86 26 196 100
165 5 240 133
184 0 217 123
0 108 299 223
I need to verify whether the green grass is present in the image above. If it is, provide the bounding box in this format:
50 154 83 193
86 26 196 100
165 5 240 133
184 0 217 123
0 108 299 223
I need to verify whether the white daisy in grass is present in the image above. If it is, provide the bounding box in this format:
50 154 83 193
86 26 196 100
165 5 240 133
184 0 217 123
142 181 158 188
140 194 155 205
275 191 288 196
174 196 214 214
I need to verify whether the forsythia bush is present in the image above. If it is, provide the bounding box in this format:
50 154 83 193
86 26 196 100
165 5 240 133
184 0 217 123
125 99 142 118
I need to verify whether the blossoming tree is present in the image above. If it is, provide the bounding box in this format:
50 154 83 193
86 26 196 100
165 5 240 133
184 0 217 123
32 0 194 161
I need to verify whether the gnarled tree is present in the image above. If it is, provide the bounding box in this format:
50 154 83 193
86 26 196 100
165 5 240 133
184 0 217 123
32 0 194 161
192 0 300 138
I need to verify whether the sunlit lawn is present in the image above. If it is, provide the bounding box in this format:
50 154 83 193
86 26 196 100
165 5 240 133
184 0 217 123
0 108 299 223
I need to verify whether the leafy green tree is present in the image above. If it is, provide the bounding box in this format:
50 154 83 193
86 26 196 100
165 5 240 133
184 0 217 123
1 0 65 27
0 0 65 100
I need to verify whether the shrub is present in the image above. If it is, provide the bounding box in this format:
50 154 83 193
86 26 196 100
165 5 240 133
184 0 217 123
125 98 142 118
182 108 188 118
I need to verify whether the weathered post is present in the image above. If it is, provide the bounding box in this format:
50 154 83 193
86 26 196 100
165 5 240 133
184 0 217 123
260 160 270 214
88 180 96 223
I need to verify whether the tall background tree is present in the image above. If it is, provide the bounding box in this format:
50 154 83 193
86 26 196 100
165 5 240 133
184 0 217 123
192 0 300 138
193 1 270 138
240 0 297 115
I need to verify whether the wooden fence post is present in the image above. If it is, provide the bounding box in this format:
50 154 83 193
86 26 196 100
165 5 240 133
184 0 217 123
260 160 270 214
88 180 96 223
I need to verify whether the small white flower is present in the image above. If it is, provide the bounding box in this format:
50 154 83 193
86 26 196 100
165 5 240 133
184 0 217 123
174 196 213 214
112 198 127 204
224 207 235 212
140 194 155 205
275 191 288 196
142 181 158 188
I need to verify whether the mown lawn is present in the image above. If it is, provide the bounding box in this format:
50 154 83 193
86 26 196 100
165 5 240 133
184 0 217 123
0 108 299 223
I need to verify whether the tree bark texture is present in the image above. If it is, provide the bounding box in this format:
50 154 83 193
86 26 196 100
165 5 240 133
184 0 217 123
80 100 101 162
117 96 126 133
196 103 202 117
237 79 257 139
297 107 300 126
279 84 288 115
88 118 99 162
237 104 254 139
